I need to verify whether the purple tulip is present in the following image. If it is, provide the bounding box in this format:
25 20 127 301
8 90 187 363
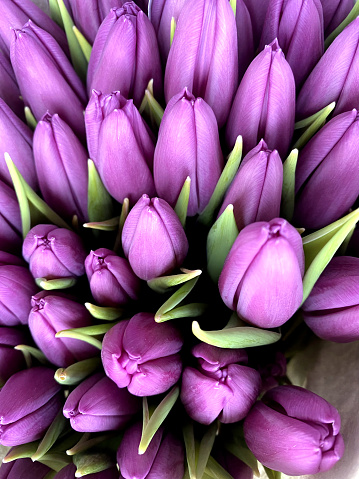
234 0 255 79
320 0 354 36
102 312 183 396
87 3 162 106
10 21 87 139
243 0 270 46
0 179 22 254
219 219 305 328
118 422 185 479
293 110 359 229
218 140 283 231
165 0 238 128
154 88 223 216
297 17 359 120
214 449 253 479
29 291 98 367
23 224 87 280
85 248 140 307
54 464 119 479
85 90 155 204
0 458 51 479
260 0 324 87
226 39 295 158
257 351 287 393
0 51 24 118
0 327 27 386
244 385 344 475
63 372 140 432
181 343 261 425
0 367 63 446
122 195 189 280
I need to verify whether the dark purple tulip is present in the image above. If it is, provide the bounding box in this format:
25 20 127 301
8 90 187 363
102 312 183 396
33 113 88 222
260 0 324 87
226 39 295 158
122 195 189 280
0 367 63 446
320 0 354 36
154 88 223 216
29 291 98 367
10 21 87 139
85 248 140 307
219 219 304 328
214 449 253 479
234 0 255 79
0 50 24 117
181 343 261 425
258 351 287 393
218 140 283 231
63 372 140 432
87 3 162 106
244 386 344 475
117 422 185 479
0 458 51 479
0 327 27 385
54 464 119 479
0 179 22 254
23 224 87 280
243 0 270 46
293 110 359 229
165 0 238 128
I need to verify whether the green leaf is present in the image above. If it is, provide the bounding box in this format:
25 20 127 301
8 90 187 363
205 456 234 479
183 422 197 479
142 397 150 431
35 277 77 290
170 17 176 46
55 357 101 386
73 26 92 62
87 160 113 223
24 106 37 129
38 453 72 472
148 268 202 294
83 216 119 231
293 102 335 150
49 0 63 26
230 0 237 16
67 433 114 456
15 344 48 364
32 410 67 461
155 277 200 318
44 472 57 479
58 323 116 336
196 422 218 479
264 466 281 479
281 149 298 222
3 442 38 462
225 443 259 476
192 321 281 349
155 303 207 323
207 204 239 282
325 0 359 49
85 302 123 320
74 452 115 477
175 176 191 227
112 198 130 253
145 85 164 127
55 330 103 350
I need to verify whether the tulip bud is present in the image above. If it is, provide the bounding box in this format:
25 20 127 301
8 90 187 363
181 343 261 425
29 291 98 367
214 449 253 479
320 0 354 36
0 458 51 479
219 219 305 328
33 113 88 222
234 0 255 79
226 39 295 158
0 50 24 118
0 367 63 446
257 351 287 393
23 224 87 281
260 0 324 87
244 385 345 475
154 88 223 216
0 179 22 254
293 110 359 229
102 312 183 396
122 195 189 280
243 0 270 46
85 248 140 307
63 372 140 432
54 464 119 479
117 422 185 479
87 3 162 106
218 140 283 231
10 21 87 139
0 327 27 385
165 0 238 127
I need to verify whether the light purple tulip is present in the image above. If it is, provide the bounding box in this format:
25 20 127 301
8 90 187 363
0 458 51 479
214 449 253 479
293 110 359 229
102 312 183 396
10 21 87 139
87 3 162 106
0 327 27 386
0 51 24 118
117 422 185 479
165 0 238 128
181 343 261 425
243 0 270 46
154 88 223 216
0 179 22 253
0 367 63 446
320 0 354 36
33 113 88 222
54 464 119 479
226 39 295 158
234 0 255 79
218 140 283 231
244 385 345 475
122 195 189 280
219 219 305 328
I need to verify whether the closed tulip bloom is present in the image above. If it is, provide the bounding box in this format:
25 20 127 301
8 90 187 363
234 0 255 79
0 51 24 117
29 291 98 367
320 0 354 35
243 0 270 46
54 464 119 479
154 89 223 216
117 423 185 479
0 458 51 479
122 195 189 280
0 327 27 386
214 449 253 479
218 140 283 231
102 312 183 396
0 367 63 446
244 385 344 475
85 248 140 307
23 224 87 280
165 0 238 127
226 39 295 157
219 219 304 328
293 110 359 229
63 372 140 432
181 343 261 425
33 113 88 222
87 3 162 106
0 179 22 253
10 21 87 139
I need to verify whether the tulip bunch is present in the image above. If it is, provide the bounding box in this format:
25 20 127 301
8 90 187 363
0 0 359 478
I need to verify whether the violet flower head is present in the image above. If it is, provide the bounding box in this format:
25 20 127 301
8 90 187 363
214 449 253 479
0 50 24 117
320 0 354 36
234 0 255 79
243 0 270 46
0 179 22 254
0 327 27 386
102 312 183 396
0 458 51 479
244 385 345 475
